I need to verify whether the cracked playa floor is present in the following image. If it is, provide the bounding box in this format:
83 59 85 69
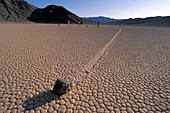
0 24 170 113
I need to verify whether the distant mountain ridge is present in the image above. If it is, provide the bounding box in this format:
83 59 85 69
83 16 123 23
0 0 169 26
111 16 170 27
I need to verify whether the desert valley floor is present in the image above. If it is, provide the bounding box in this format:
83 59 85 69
0 24 170 113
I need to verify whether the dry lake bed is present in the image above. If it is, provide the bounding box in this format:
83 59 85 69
0 24 170 113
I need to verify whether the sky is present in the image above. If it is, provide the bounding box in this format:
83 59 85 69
25 0 170 19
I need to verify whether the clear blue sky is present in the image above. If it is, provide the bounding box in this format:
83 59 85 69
25 0 170 19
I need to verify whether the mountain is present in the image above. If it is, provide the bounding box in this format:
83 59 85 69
0 0 83 24
0 0 37 22
83 16 123 23
28 5 84 24
111 16 170 27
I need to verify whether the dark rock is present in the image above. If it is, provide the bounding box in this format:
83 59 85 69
53 78 71 96
28 5 84 24
0 0 37 23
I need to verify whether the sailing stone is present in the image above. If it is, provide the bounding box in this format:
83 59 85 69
53 78 71 96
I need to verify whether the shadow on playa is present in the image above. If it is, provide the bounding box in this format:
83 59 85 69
23 90 59 111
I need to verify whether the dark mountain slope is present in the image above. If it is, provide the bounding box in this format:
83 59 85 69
0 0 37 22
28 5 84 24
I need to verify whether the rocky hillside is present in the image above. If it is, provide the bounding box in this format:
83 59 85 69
0 1 83 24
0 0 37 23
28 5 84 24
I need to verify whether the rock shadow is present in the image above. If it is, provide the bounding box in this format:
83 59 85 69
23 90 59 111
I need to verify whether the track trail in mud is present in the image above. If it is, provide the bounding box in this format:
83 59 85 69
53 29 122 84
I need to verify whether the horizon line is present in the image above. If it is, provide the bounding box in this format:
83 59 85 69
81 15 170 20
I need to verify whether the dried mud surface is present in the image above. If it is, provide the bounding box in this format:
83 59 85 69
0 24 170 113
